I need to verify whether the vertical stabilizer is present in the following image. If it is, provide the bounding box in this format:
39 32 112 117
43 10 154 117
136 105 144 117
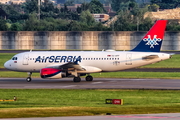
131 20 167 52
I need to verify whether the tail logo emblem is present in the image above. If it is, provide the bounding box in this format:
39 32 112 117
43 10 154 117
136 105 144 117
143 35 162 48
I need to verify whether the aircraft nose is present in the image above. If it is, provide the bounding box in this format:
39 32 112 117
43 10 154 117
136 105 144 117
4 60 11 70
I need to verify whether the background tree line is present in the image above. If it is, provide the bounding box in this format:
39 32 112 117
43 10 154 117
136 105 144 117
0 0 180 31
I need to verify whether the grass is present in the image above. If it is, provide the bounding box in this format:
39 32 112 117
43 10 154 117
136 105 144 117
0 89 180 118
140 54 180 68
1 71 180 79
0 53 15 68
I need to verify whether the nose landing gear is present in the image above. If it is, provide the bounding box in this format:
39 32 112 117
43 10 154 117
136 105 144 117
26 72 32 82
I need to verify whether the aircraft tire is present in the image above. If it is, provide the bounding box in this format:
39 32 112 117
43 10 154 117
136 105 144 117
26 77 32 82
86 76 93 81
73 77 81 82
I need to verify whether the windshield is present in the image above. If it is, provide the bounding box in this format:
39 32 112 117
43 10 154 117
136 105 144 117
12 57 18 60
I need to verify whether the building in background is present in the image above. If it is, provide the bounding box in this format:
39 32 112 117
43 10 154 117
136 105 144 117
135 0 150 4
67 4 81 11
92 14 110 22
10 0 26 4
0 0 26 4
0 0 10 4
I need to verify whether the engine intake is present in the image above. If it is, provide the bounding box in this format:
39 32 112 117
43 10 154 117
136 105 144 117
40 68 66 79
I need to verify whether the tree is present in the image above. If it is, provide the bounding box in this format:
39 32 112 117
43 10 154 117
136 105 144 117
0 18 8 31
56 0 66 4
148 4 160 12
81 2 90 11
24 0 38 13
111 0 135 12
79 10 96 26
89 0 106 13
139 17 152 31
41 0 55 12
11 22 22 31
65 0 75 6
151 0 180 9
23 14 39 31
67 21 82 31
0 8 7 19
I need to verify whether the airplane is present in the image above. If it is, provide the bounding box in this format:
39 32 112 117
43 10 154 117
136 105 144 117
4 20 172 82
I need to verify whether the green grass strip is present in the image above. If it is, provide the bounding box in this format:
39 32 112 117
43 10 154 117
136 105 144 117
1 71 180 79
0 89 180 118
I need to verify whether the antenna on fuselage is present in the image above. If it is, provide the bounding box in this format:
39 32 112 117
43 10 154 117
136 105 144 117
30 49 32 52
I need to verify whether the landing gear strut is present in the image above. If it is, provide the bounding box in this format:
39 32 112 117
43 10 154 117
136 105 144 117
85 75 93 81
26 72 32 82
73 76 81 82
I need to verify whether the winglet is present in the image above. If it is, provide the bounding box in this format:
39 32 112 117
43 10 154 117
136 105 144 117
131 20 167 52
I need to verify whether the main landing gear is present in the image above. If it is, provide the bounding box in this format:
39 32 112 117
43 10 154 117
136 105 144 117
85 75 93 81
73 76 81 82
26 72 32 82
73 75 93 82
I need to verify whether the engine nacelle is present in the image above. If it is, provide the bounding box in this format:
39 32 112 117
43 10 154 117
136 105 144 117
40 68 66 79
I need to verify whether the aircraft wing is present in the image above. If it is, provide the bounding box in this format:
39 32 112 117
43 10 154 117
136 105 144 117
60 62 86 71
46 62 85 71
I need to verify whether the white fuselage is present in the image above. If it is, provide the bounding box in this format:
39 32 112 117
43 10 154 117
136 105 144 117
4 51 171 73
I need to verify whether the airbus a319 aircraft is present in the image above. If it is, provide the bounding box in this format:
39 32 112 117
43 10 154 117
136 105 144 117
4 20 172 82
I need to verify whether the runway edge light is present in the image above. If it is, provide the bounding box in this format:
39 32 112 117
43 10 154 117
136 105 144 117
105 99 123 105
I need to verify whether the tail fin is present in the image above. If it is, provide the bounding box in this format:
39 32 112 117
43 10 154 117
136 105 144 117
131 20 167 52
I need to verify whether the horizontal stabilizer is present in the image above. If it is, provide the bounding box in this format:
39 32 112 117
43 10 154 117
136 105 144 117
142 55 159 61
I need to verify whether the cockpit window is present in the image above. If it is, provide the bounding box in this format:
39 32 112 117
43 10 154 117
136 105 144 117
12 57 18 60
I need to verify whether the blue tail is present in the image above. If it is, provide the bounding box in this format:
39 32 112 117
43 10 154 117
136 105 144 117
131 20 167 52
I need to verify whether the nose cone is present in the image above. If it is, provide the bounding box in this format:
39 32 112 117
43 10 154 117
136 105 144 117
4 60 11 70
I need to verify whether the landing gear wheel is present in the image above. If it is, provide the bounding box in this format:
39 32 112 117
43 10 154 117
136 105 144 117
86 75 93 81
73 77 81 82
26 77 32 82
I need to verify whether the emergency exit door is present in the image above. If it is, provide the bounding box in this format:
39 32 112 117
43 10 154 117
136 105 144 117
23 54 29 65
126 53 132 65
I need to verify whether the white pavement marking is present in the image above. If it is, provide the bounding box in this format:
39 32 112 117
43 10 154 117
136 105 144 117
62 85 76 88
91 82 103 84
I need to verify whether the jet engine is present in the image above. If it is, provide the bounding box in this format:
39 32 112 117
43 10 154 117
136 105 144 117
40 68 66 79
